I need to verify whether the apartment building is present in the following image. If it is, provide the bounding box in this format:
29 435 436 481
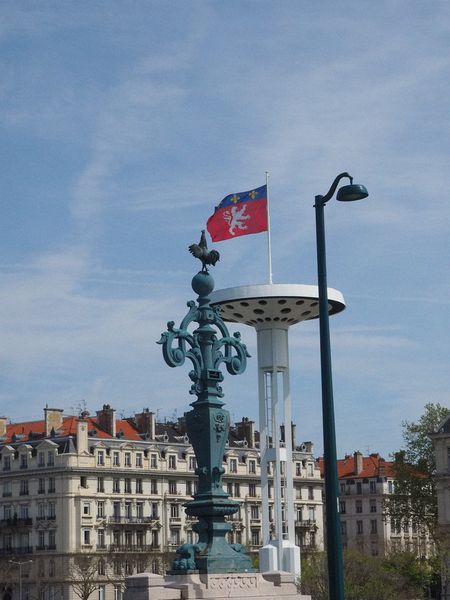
321 451 430 557
0 405 323 600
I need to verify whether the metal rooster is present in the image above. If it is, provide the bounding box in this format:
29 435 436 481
188 230 220 272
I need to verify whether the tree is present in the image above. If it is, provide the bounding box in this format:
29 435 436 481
300 550 427 600
383 403 450 541
68 554 103 600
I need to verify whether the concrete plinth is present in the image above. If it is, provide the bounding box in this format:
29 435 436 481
124 571 310 600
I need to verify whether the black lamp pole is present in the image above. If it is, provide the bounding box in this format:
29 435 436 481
314 173 368 600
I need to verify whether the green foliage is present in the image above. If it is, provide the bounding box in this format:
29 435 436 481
383 403 450 541
300 550 427 600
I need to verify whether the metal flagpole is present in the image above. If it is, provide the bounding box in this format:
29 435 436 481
265 171 273 284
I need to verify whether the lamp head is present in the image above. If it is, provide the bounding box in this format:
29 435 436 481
336 183 368 202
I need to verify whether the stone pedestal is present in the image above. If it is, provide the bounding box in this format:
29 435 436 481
124 571 310 600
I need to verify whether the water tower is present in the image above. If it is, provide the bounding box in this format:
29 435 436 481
210 283 345 577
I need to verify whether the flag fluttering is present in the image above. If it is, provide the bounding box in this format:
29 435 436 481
206 185 268 242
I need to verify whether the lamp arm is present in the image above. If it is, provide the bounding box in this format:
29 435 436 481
319 172 353 204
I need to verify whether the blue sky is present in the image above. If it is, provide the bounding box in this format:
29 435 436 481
1 1 449 458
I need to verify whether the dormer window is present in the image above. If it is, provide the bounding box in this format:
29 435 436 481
47 451 55 467
38 452 45 467
3 456 11 471
113 452 120 467
97 450 105 466
168 455 176 470
124 452 131 467
20 454 28 469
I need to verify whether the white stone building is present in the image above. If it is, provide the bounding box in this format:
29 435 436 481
0 405 323 600
321 451 431 557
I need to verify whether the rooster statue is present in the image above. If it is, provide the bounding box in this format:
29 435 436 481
188 230 220 272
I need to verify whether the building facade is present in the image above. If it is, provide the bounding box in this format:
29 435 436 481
323 451 430 557
0 405 323 600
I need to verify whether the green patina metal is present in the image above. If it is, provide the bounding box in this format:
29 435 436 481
157 248 254 574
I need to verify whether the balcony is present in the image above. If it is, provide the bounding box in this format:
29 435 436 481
295 520 316 529
109 544 156 553
36 544 56 551
0 546 33 555
0 517 33 528
108 516 156 525
169 517 182 526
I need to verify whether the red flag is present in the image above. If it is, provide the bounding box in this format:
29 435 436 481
207 185 268 242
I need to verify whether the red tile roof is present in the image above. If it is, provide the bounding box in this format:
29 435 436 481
319 453 394 479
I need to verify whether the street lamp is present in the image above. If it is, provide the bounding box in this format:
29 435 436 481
9 559 33 600
314 172 368 600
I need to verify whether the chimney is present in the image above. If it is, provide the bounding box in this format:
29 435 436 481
0 417 7 438
378 458 386 476
76 419 89 454
96 404 116 437
235 417 255 448
353 451 363 475
134 408 156 440
44 407 64 437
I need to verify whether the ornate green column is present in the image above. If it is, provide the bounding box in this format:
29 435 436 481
157 238 254 574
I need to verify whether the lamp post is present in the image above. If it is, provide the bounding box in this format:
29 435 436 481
314 172 368 600
9 559 32 600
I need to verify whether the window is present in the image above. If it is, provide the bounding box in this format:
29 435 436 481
388 480 393 494
98 559 105 576
3 455 11 471
80 476 88 488
38 560 45 577
114 561 121 575
38 478 45 494
234 483 240 497
83 503 91 516
113 530 120 546
307 463 314 477
170 504 180 518
98 529 105 548
136 453 143 468
136 479 143 494
3 505 11 519
250 505 259 519
308 506 315 521
308 486 314 500
83 529 91 545
151 559 159 573
356 482 362 494
248 460 256 474
125 531 132 547
48 529 56 549
113 452 120 466
136 502 144 518
251 530 260 546
227 483 233 496
125 560 133 575
341 521 347 535
48 477 55 493
98 585 105 600
186 481 193 496
125 502 132 518
38 531 45 549
124 452 131 467
49 559 55 577
150 454 158 469
38 452 45 467
150 479 158 494
370 519 378 534
47 451 55 467
20 504 29 518
229 459 237 473
114 586 123 600
20 480 29 495
370 480 376 493
357 520 363 534
370 499 377 513
356 500 362 514
151 529 159 548
151 503 158 519
20 454 28 469
170 529 180 545
189 456 196 471
168 455 177 469
168 480 177 495
371 542 379 556
97 451 105 466
113 502 121 519
248 483 256 498
296 463 302 476
124 478 131 494
113 479 120 493
339 500 346 514
97 478 104 493
48 502 55 518
3 481 11 497
97 502 105 518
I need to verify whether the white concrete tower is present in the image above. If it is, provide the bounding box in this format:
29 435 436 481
210 283 345 578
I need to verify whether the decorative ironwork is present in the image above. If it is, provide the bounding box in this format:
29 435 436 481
157 237 253 574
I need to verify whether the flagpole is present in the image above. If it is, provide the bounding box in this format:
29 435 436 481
266 171 273 284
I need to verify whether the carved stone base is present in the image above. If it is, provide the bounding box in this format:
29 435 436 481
124 571 310 600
